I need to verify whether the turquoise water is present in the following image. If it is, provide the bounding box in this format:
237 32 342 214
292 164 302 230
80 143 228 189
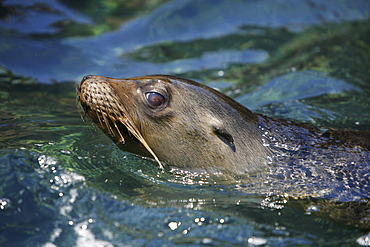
1 0 370 246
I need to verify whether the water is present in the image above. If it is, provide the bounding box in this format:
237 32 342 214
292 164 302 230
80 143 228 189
1 0 370 246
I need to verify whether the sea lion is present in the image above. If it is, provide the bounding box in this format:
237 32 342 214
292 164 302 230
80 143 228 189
77 74 370 230
77 75 272 174
77 74 370 176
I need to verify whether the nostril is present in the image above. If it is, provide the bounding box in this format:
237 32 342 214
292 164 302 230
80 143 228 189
82 75 93 82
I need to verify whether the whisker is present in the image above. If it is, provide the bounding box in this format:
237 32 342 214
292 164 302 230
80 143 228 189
77 97 103 138
118 115 164 171
112 104 126 144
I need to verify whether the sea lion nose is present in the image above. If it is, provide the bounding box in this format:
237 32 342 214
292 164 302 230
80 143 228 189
82 75 93 82
79 75 94 92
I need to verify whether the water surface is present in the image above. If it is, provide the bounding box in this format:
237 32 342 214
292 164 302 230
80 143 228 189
1 0 370 246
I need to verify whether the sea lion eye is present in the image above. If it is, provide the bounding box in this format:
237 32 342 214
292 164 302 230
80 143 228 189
145 92 166 108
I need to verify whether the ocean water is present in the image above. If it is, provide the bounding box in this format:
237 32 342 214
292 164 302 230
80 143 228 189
1 0 370 246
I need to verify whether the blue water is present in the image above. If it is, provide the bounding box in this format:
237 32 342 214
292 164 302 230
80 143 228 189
1 0 370 246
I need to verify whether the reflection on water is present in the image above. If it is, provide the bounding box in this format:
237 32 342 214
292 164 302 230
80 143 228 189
237 70 360 110
0 0 370 246
1 0 369 82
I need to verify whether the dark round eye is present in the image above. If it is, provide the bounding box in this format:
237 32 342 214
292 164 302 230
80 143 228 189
145 92 166 108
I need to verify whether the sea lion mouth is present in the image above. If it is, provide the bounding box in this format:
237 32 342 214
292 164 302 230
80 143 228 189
77 75 164 170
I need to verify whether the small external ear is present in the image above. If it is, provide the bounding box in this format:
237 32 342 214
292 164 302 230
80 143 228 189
213 126 236 152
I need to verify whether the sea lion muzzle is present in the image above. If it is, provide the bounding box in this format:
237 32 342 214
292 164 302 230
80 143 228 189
78 75 166 169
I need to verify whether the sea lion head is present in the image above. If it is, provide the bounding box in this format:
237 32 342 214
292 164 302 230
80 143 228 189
78 75 271 174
